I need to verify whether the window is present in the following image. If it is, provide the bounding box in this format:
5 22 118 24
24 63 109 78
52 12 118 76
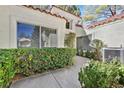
17 23 40 48
17 22 57 48
66 20 73 29
66 22 70 29
41 27 57 47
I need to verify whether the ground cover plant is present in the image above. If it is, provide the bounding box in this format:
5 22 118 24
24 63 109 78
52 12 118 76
0 48 76 87
78 59 124 88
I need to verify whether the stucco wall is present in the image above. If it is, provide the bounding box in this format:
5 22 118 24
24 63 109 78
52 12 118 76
51 7 81 33
0 6 66 48
87 19 124 47
51 7 85 49
75 26 86 37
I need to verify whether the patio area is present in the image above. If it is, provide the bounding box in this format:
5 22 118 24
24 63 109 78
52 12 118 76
10 56 89 88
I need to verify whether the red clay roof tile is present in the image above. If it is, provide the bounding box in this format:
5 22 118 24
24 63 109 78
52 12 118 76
87 13 124 29
75 24 83 28
51 5 82 19
23 5 68 22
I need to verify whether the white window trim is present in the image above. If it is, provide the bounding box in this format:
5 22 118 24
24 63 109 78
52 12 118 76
10 15 59 48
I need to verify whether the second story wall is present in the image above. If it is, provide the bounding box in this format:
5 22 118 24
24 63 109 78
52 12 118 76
87 19 124 47
51 6 82 32
0 5 66 48
75 26 86 37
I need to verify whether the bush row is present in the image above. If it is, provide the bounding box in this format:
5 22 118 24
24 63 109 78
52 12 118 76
78 49 97 60
78 59 124 88
0 48 76 87
0 50 15 88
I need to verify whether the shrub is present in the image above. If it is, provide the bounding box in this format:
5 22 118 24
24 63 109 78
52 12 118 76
78 49 96 60
118 65 124 86
14 48 76 76
64 32 76 48
0 48 76 87
0 49 15 88
78 59 123 88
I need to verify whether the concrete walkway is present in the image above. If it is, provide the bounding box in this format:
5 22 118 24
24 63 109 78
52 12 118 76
10 56 89 88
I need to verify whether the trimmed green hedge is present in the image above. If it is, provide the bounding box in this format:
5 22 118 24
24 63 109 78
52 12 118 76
0 48 76 87
0 50 15 88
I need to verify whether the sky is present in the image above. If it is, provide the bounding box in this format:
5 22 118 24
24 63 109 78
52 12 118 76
77 5 84 16
17 23 35 38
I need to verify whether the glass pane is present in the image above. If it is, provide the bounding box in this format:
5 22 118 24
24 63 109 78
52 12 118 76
41 27 57 47
104 49 120 61
17 23 40 48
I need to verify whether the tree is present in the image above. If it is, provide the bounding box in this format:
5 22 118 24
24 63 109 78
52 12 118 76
56 5 81 16
83 14 95 21
83 5 124 24
95 5 117 17
82 5 99 24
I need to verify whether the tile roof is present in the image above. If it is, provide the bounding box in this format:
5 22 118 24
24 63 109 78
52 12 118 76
87 13 124 29
75 24 83 28
23 5 68 22
51 5 82 19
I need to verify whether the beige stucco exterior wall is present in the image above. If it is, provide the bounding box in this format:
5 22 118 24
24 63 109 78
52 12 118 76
86 19 124 47
51 7 85 48
75 26 86 37
51 7 82 33
0 6 66 48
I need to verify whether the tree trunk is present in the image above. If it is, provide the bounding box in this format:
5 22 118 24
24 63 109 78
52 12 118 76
108 5 116 16
113 5 116 15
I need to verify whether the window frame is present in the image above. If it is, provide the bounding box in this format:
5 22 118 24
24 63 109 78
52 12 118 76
17 22 57 48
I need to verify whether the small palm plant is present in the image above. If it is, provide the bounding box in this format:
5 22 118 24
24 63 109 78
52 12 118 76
89 39 105 60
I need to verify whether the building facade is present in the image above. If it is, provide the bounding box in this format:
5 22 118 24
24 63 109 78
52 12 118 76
86 13 124 47
0 5 67 48
0 5 85 49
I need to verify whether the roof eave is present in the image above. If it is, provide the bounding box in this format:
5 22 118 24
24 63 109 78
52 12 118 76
51 5 82 19
22 5 68 22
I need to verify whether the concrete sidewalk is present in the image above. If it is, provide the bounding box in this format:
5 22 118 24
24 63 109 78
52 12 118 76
10 56 89 88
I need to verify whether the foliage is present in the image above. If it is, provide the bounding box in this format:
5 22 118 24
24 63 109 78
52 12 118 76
56 5 81 16
78 59 124 88
89 39 105 60
64 32 76 48
0 48 76 87
0 50 15 88
83 14 95 21
83 5 124 24
118 65 124 86
14 48 76 76
95 5 108 14
78 49 96 60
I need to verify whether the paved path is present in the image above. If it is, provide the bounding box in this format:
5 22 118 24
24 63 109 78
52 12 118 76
10 56 89 88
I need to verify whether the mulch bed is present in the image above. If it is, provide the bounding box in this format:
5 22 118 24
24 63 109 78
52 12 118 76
12 74 26 82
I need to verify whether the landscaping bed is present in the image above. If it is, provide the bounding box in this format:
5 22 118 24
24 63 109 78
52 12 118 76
78 49 97 60
78 59 124 88
0 48 76 88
